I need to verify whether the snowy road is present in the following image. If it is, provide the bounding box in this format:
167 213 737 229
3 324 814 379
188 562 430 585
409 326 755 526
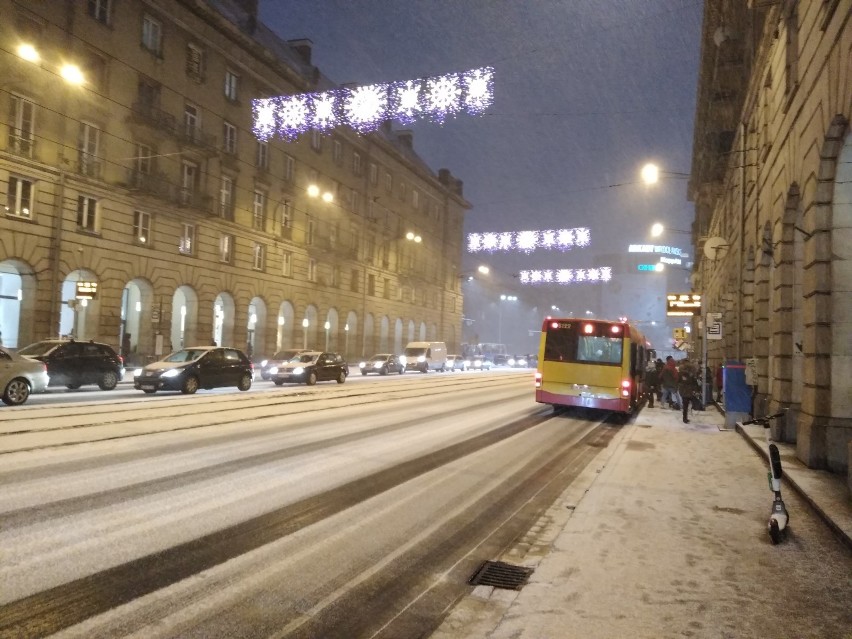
0 372 617 638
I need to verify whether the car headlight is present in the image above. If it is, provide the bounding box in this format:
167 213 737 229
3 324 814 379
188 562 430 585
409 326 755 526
464 360 471 366
518 359 527 366
293 366 304 375
508 358 516 366
359 362 366 368
373 362 383 369
162 368 181 378
260 359 268 367
417 355 426 362
269 366 278 375
399 356 407 365
133 368 143 377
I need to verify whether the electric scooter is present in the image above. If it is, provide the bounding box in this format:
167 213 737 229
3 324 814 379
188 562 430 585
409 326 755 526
742 411 789 544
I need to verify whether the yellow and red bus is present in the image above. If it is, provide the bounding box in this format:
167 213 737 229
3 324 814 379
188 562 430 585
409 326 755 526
534 317 650 415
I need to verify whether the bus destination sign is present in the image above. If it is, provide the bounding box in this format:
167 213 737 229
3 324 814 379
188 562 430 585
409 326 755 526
666 293 701 316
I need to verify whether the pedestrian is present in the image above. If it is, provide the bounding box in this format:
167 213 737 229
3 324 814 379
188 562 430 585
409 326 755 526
660 356 681 409
677 360 700 424
655 359 664 401
715 363 724 403
644 358 660 408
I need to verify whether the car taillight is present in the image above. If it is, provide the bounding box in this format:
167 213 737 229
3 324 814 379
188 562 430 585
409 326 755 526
621 379 630 397
535 372 542 388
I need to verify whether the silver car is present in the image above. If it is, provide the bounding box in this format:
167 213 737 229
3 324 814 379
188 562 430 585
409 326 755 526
1 346 50 405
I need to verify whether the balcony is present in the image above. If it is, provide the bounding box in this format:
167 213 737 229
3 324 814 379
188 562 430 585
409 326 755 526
127 170 172 199
177 188 212 214
179 125 216 151
130 102 176 131
77 155 101 179
7 134 35 158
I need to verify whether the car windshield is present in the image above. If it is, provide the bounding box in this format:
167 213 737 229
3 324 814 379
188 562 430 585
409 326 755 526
404 347 427 357
271 350 300 360
17 341 60 357
163 349 207 363
369 355 389 362
289 354 318 364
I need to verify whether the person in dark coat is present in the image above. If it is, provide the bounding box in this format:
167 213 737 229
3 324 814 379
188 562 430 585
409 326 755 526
715 364 724 402
660 356 680 409
677 360 700 424
645 359 660 407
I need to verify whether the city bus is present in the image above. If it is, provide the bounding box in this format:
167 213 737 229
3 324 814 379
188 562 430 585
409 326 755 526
534 317 650 416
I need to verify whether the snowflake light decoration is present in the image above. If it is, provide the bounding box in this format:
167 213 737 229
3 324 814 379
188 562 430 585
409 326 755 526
465 227 591 253
345 84 389 134
518 266 614 285
467 233 483 253
252 66 494 140
252 98 276 142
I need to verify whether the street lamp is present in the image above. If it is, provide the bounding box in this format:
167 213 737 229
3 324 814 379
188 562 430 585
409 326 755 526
344 323 349 358
302 318 309 349
405 231 422 243
651 222 692 238
498 294 518 344
324 320 330 350
640 163 690 185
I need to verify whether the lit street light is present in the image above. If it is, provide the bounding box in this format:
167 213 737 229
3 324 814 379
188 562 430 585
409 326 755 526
324 321 331 350
640 163 690 185
302 318 309 349
405 231 422 243
651 222 691 238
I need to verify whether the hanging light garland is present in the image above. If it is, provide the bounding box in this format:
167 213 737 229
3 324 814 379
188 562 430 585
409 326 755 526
518 267 613 285
253 66 494 141
467 227 591 254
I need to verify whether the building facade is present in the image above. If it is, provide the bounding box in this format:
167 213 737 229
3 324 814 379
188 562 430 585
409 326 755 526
689 0 851 487
0 0 469 365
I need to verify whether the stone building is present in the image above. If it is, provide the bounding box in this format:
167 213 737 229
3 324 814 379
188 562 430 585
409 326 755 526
0 0 469 364
689 0 851 487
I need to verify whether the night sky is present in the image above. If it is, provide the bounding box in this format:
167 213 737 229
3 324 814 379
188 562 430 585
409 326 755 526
259 0 703 340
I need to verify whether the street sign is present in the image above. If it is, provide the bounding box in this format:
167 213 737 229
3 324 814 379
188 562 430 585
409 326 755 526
673 328 687 340
666 293 701 316
75 281 98 300
707 312 723 340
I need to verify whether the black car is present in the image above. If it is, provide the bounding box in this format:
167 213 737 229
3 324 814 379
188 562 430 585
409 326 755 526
133 346 253 394
358 353 404 375
259 349 310 380
269 351 348 386
17 339 125 390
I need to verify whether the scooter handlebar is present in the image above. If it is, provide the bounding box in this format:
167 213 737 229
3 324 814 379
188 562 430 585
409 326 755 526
742 411 787 426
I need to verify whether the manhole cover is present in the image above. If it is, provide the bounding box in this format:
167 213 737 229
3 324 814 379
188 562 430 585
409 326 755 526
468 560 534 590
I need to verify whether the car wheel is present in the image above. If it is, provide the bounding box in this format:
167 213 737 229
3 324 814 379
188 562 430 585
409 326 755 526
181 375 199 394
336 370 346 384
398 367 404 375
306 371 317 386
380 366 388 375
361 371 368 376
2 378 31 406
142 388 157 394
98 370 119 391
237 373 252 391
66 382 82 390
274 380 284 386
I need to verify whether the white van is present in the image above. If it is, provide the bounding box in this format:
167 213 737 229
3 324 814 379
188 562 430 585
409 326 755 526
402 341 447 373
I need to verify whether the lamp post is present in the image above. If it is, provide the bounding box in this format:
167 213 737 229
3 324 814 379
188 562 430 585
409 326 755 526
302 318 309 349
344 323 349 358
324 320 330 351
498 294 517 344
640 163 690 185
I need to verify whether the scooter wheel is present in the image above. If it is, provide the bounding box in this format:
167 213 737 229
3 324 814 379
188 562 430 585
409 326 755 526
768 519 783 544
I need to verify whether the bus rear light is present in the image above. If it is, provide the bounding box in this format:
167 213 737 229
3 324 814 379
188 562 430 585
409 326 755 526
621 379 630 397
535 372 542 387
611 325 621 334
583 323 593 334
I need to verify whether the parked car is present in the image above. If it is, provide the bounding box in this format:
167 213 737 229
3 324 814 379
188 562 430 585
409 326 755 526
447 354 469 371
259 349 310 380
0 346 49 405
471 356 493 371
269 351 348 386
493 354 510 367
508 355 529 368
133 346 253 394
17 339 124 390
359 353 404 375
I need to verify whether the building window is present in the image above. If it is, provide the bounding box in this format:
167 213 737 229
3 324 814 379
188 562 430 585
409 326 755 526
252 190 266 230
412 189 419 209
87 0 111 24
331 265 340 288
383 278 391 299
369 162 378 185
141 14 162 56
181 161 197 204
224 70 239 101
308 258 317 282
7 177 33 218
219 234 233 263
281 199 293 229
308 168 319 185
184 104 200 139
283 154 295 181
78 122 100 177
186 43 204 80
351 191 360 215
9 94 35 157
252 243 266 270
76 195 98 232
81 49 107 91
306 218 315 245
282 251 292 276
367 273 376 296
219 175 234 219
333 139 343 164
384 171 392 193
353 152 362 176
398 181 407 201
223 121 237 154
256 140 268 170
179 223 195 255
133 210 151 244
784 1 799 98
351 269 361 293
310 129 322 151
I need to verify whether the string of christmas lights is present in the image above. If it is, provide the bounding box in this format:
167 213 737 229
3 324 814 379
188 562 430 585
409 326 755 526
253 67 494 140
467 227 591 253
518 267 613 285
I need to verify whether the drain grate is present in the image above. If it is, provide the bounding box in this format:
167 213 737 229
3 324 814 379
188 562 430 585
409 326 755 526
468 560 534 590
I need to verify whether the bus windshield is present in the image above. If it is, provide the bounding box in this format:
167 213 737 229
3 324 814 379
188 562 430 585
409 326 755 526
544 322 623 366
